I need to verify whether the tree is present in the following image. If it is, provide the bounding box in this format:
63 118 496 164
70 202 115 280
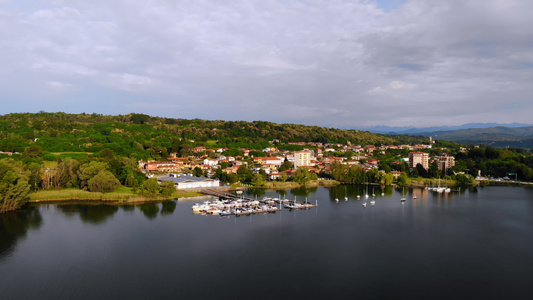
141 178 160 198
252 173 265 186
455 174 474 185
88 170 121 193
78 161 108 189
428 162 440 178
279 172 288 182
293 167 311 186
416 163 428 178
26 162 43 191
279 159 294 172
397 172 409 186
125 173 138 188
383 173 394 186
237 164 253 183
100 148 115 160
22 145 43 159
160 180 176 197
55 158 80 188
0 159 31 213
193 166 203 177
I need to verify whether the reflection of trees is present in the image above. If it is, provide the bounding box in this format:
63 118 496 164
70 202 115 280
291 186 317 197
121 205 135 212
0 207 42 260
245 188 265 199
57 204 119 225
160 200 176 216
275 190 287 198
137 203 159 220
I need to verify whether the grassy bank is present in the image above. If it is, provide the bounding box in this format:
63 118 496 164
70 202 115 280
29 187 202 204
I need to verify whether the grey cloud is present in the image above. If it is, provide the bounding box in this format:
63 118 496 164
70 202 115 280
0 0 532 127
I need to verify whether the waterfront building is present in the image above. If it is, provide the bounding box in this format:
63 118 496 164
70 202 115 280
158 174 220 189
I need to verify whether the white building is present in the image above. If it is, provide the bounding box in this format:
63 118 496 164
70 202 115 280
294 151 312 168
158 175 220 189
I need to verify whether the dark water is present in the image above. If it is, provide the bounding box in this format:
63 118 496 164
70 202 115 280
1 185 532 300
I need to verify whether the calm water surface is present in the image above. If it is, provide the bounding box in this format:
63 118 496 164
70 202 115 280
1 185 532 299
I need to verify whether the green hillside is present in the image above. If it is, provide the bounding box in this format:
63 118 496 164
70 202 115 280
0 112 426 160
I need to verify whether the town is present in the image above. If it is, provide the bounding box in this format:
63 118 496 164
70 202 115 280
138 137 459 190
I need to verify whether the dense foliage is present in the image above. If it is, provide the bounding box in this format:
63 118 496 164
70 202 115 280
0 159 31 213
0 112 426 160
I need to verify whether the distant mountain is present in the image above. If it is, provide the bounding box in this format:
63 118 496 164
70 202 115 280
417 126 533 148
348 123 532 135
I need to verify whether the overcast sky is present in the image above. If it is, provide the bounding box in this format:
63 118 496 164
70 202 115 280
1 0 532 128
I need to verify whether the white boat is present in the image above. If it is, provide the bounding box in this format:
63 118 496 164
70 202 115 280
335 198 339 202
344 197 348 201
370 199 375 206
362 201 367 207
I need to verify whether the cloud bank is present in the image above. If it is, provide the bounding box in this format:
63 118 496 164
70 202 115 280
1 0 532 127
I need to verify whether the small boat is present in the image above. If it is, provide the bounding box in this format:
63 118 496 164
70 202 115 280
400 197 406 204
207 207 221 215
219 209 234 216
357 195 361 199
335 198 339 203
413 196 417 199
370 199 375 206
362 201 367 207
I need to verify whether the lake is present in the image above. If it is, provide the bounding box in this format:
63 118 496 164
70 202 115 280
1 185 532 299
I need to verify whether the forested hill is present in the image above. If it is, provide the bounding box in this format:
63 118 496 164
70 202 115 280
416 126 533 148
0 112 426 159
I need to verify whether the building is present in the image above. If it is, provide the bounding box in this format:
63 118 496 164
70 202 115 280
294 151 312 168
158 174 220 189
436 154 455 172
253 157 282 166
409 152 429 170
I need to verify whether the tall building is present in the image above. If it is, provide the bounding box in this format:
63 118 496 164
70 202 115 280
294 151 312 168
436 154 455 172
409 152 429 170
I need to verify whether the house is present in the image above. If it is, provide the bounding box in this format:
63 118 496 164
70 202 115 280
194 147 206 153
158 174 220 189
391 171 402 178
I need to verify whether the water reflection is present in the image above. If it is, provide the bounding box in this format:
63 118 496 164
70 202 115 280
53 201 178 222
56 204 119 224
137 203 160 219
121 205 135 212
160 200 177 216
0 207 42 260
327 184 395 202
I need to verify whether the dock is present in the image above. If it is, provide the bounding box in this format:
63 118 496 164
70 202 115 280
193 188 317 216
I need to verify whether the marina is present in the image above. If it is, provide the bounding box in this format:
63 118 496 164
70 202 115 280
194 188 317 215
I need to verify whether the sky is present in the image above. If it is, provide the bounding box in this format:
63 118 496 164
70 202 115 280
1 0 532 128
